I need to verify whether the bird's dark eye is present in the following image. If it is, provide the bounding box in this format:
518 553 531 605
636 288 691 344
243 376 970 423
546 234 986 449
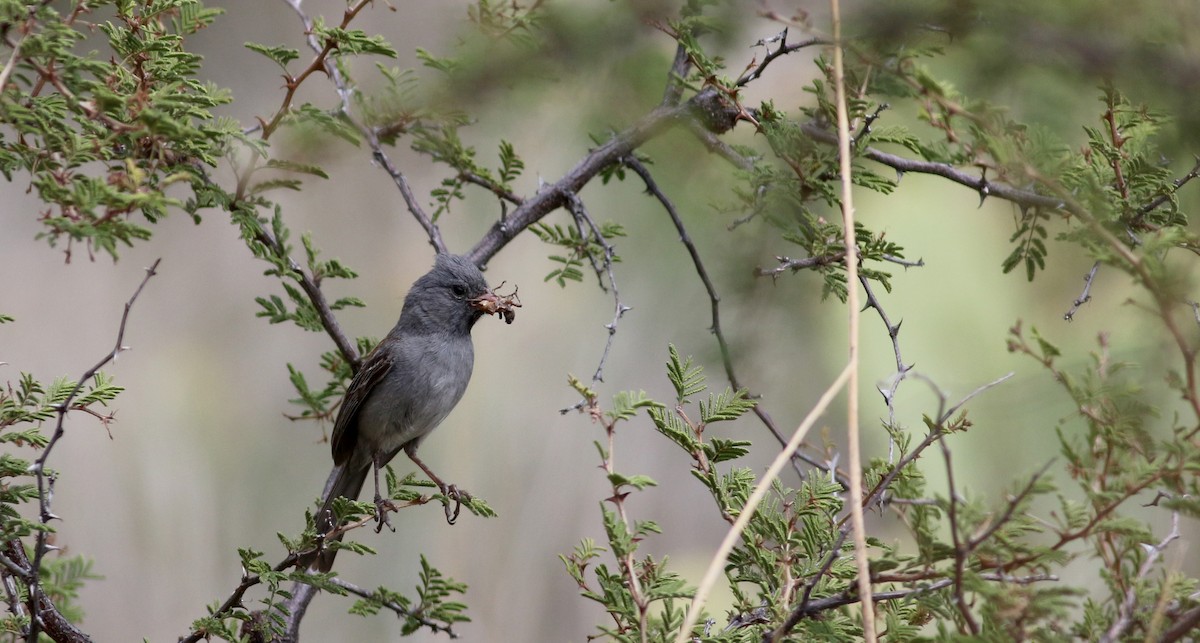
451 284 468 298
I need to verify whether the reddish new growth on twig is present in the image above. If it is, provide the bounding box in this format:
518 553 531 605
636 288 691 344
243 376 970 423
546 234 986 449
472 282 522 324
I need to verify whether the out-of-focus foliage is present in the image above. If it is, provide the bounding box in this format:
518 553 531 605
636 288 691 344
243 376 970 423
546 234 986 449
0 0 234 260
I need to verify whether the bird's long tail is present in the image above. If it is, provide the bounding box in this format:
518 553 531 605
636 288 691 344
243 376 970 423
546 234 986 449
306 463 368 572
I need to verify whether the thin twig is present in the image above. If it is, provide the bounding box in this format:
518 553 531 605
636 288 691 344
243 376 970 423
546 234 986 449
564 193 608 288
460 171 524 206
1100 512 1181 643
793 527 851 622
325 577 461 638
778 573 1057 623
858 275 906 386
564 191 628 384
756 261 918 447
737 28 828 87
623 156 732 381
465 91 711 265
25 259 160 643
966 461 1054 551
800 122 1077 215
599 400 650 642
623 156 842 483
227 0 373 372
861 429 941 513
368 141 448 254
880 253 924 268
252 227 361 370
1063 261 1100 321
178 553 301 643
755 252 847 277
1136 156 1200 217
282 0 447 254
936 371 1016 424
1 562 25 637
852 103 888 148
858 274 913 457
937 421 980 634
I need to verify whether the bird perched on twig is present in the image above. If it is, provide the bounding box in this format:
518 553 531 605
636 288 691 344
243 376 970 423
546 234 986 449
304 253 515 572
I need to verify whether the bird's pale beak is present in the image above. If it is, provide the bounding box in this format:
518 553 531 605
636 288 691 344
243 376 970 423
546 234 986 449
470 292 500 312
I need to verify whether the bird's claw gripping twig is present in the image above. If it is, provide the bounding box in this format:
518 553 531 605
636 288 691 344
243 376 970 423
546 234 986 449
441 484 469 525
373 495 398 533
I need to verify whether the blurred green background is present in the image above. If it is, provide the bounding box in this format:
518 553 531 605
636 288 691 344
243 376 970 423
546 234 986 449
2 0 1198 640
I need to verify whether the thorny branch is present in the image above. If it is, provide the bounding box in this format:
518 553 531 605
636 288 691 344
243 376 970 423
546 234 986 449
753 250 920 461
281 0 447 255
187 484 455 642
737 28 828 87
179 552 301 643
249 224 361 370
754 252 922 278
621 155 843 484
1136 156 1200 218
326 577 461 639
259 0 370 138
563 191 629 385
799 123 1078 214
226 1 372 371
465 96 698 266
3 541 92 643
584 394 651 641
937 420 978 634
1101 513 1181 643
754 252 848 276
769 572 1057 637
857 274 910 430
459 171 524 208
1063 261 1100 321
22 259 161 643
366 137 447 253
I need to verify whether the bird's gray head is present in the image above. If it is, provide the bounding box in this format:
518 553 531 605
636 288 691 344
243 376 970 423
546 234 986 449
400 254 492 335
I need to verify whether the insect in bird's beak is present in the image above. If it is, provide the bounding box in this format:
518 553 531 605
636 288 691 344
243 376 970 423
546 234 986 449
470 283 522 324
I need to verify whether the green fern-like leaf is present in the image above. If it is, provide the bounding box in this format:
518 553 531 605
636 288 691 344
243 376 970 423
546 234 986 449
666 345 705 402
699 387 755 423
607 390 662 421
